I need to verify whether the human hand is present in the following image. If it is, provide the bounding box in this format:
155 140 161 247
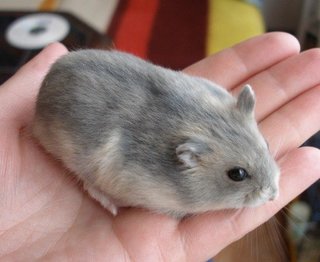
1 32 320 261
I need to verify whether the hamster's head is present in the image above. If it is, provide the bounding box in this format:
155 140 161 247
176 85 280 213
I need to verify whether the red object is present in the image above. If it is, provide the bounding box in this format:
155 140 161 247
108 0 208 69
109 0 159 58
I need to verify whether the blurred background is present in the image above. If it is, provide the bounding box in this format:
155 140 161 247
0 1 319 261
1 0 320 78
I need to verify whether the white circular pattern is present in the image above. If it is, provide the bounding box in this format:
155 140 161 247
5 13 70 50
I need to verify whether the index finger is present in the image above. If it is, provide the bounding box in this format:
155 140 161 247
184 32 300 89
0 43 68 127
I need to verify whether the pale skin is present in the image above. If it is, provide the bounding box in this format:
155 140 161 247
0 32 320 261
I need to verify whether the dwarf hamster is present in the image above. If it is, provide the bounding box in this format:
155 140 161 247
33 50 280 218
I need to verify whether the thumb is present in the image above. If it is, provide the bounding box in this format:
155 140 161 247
0 43 68 127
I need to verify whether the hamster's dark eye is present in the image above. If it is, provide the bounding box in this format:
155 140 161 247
227 168 248 182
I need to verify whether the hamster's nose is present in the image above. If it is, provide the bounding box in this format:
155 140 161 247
268 187 279 201
269 194 276 201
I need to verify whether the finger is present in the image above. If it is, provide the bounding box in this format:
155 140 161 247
0 43 68 126
184 32 300 89
259 85 320 158
180 147 320 261
241 49 320 121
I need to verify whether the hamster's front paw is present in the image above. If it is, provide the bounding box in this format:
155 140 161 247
83 183 118 216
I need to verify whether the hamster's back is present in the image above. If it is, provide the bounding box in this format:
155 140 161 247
34 50 231 168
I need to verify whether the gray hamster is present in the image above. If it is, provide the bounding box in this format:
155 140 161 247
33 50 279 218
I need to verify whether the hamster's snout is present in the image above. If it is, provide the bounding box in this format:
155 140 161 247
268 186 279 201
261 185 279 202
245 184 279 207
269 195 276 201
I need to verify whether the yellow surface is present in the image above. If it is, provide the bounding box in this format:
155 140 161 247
207 0 265 54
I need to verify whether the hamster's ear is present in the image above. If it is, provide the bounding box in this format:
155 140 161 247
236 84 255 116
176 139 209 169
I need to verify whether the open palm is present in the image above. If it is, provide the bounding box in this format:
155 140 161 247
1 32 320 262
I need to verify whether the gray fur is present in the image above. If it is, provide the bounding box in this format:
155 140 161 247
33 50 279 218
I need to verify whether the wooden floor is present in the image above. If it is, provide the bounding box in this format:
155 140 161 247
214 215 290 262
